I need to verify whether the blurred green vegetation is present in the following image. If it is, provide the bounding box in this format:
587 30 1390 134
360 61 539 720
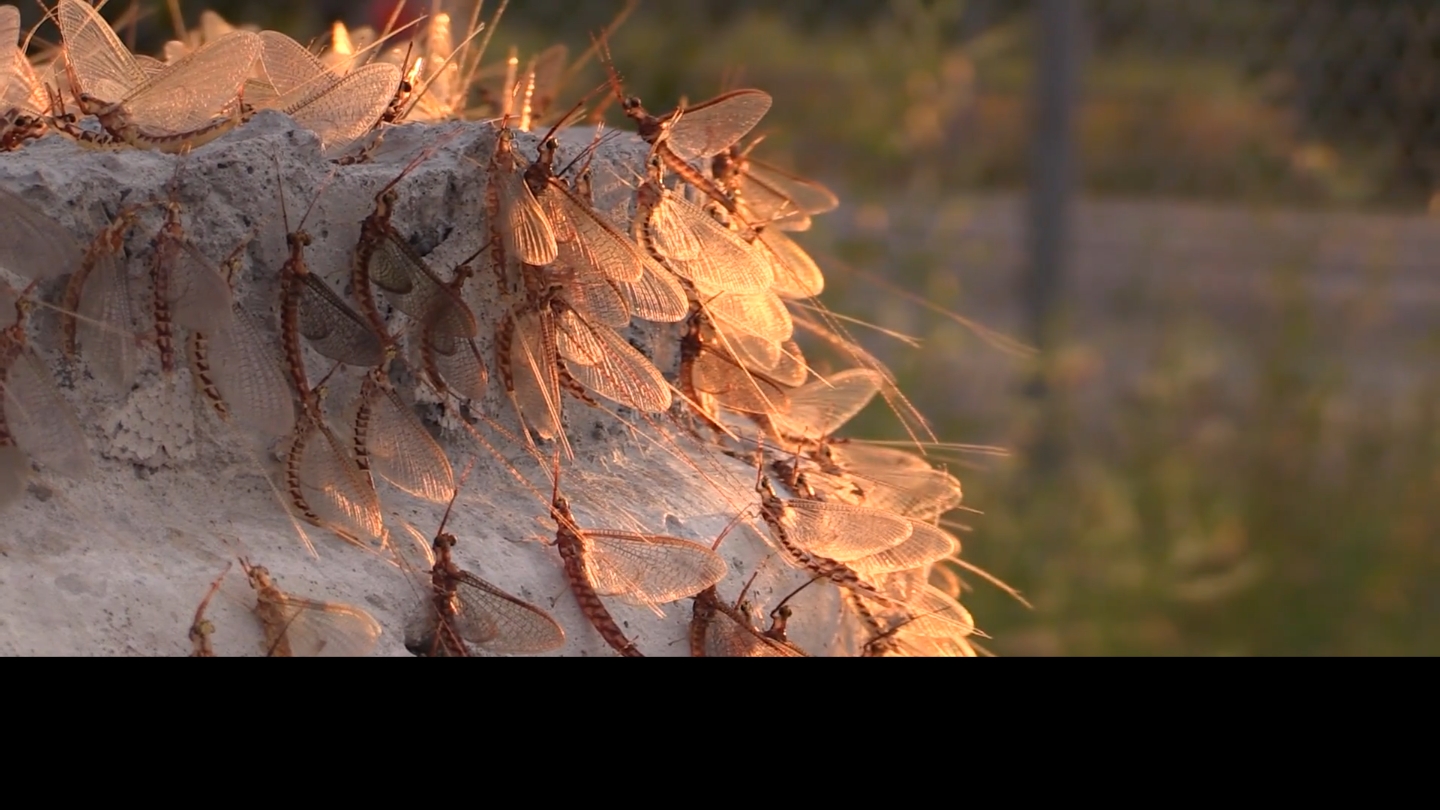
83 1 1440 654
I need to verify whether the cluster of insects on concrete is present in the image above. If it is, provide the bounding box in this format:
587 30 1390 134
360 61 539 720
0 0 1000 657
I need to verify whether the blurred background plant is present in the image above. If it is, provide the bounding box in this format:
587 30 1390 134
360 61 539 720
27 0 1440 655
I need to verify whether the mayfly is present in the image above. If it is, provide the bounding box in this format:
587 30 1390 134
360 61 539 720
861 586 977 658
548 486 728 617
238 558 382 656
0 185 84 280
407 476 565 657
756 464 903 606
147 169 239 377
632 154 774 296
415 257 488 405
62 203 150 393
0 282 94 509
548 456 727 658
0 5 49 149
711 138 840 232
816 440 963 522
285 379 385 549
188 562 231 657
485 125 558 269
760 368 885 448
275 162 386 401
351 135 476 344
689 577 806 658
186 236 296 438
55 0 260 151
251 30 401 154
679 309 793 423
352 351 455 504
613 74 772 215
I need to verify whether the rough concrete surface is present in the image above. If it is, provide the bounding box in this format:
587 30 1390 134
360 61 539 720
0 114 853 656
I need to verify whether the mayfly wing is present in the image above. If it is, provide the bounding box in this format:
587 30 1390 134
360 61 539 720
426 331 488 403
615 258 688 323
756 227 825 300
491 143 558 265
558 271 630 328
120 32 261 132
766 368 884 443
285 62 400 154
451 570 566 654
581 530 728 606
244 562 382 656
253 30 336 108
653 192 774 293
297 274 386 367
713 327 782 373
0 187 84 279
169 241 237 332
54 0 145 104
357 373 455 504
508 309 562 440
664 90 773 162
743 157 840 216
207 302 297 437
691 347 790 415
369 234 477 339
700 284 793 344
848 521 961 578
554 309 671 413
904 585 977 643
292 415 385 545
5 348 94 480
266 596 383 656
766 340 809 387
0 6 16 59
541 179 648 283
771 497 914 562
77 250 140 392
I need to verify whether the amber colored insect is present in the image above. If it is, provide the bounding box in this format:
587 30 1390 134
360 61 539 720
0 282 94 509
250 30 400 154
238 558 382 657
56 0 258 151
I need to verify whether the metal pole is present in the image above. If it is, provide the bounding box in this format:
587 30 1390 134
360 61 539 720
1024 0 1082 356
1021 0 1083 468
